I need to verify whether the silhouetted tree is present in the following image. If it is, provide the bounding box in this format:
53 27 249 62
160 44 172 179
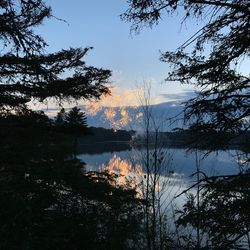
122 0 249 136
177 171 250 249
64 107 89 157
65 107 87 128
0 0 111 113
0 110 143 250
123 1 250 248
0 1 144 249
128 83 179 250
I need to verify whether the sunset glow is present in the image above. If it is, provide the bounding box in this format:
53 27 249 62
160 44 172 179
101 154 143 197
83 86 165 129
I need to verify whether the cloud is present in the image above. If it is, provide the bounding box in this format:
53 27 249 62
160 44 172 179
160 90 197 103
85 85 163 109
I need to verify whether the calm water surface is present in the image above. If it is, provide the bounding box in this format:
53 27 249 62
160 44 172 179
78 146 241 177
77 144 246 212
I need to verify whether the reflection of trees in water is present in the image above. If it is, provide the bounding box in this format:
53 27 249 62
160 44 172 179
100 152 189 249
101 154 142 190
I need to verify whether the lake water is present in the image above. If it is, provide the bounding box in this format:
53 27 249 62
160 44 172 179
77 143 249 246
77 143 248 233
78 144 242 177
77 143 244 205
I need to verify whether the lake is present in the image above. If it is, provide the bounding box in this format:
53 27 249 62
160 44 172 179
78 143 242 177
77 143 244 207
77 142 250 245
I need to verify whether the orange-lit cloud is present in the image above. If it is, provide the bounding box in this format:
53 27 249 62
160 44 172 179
84 86 164 129
84 101 102 116
30 84 165 130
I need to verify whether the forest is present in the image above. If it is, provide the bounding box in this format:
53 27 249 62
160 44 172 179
0 1 249 250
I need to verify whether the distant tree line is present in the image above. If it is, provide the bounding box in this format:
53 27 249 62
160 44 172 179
80 127 134 143
0 108 144 250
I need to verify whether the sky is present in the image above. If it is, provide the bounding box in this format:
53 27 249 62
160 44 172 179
35 0 204 109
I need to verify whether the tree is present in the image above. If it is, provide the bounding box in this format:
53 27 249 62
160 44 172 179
177 171 250 249
0 129 143 250
122 0 249 136
0 109 143 250
0 0 111 112
64 106 89 157
65 107 87 128
122 1 250 248
54 107 88 130
0 2 145 249
130 83 180 250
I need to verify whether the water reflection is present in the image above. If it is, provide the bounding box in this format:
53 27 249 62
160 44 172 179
77 145 249 248
78 147 241 178
96 153 187 206
78 146 241 211
100 154 142 188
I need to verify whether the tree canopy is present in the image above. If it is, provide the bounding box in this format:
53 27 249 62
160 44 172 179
0 2 145 249
0 109 143 250
122 1 250 248
0 0 111 111
122 0 250 134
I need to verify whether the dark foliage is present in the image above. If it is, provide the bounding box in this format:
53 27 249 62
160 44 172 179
177 171 250 249
122 1 250 248
53 107 89 134
0 110 143 250
54 108 66 128
165 130 250 151
0 0 111 111
122 0 250 135
78 127 133 154
0 1 144 249
65 107 87 127
81 127 133 142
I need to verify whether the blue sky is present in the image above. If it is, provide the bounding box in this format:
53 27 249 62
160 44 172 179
37 0 204 106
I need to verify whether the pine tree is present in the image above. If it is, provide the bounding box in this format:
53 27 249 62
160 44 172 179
0 3 143 249
65 107 87 128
